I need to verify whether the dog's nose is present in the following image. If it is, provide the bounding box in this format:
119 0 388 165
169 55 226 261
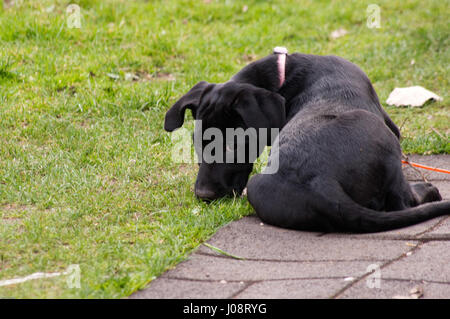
195 188 219 201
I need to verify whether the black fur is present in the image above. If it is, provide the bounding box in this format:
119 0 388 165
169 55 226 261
165 53 450 233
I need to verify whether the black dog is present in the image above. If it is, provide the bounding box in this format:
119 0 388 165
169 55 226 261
164 51 449 233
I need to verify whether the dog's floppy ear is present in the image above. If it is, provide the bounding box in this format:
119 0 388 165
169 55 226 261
164 81 210 132
233 85 286 144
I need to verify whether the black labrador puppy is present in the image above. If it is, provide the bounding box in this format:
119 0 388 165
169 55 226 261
164 50 449 233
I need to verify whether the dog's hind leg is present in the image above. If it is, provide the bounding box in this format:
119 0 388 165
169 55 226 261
247 173 338 231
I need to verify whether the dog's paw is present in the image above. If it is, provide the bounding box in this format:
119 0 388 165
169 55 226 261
411 182 442 204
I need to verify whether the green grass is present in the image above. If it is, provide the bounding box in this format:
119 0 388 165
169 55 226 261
0 0 448 298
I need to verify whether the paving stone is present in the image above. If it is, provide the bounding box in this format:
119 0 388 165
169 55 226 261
198 216 417 261
424 216 450 236
130 278 244 299
165 253 383 281
339 279 450 299
380 242 450 282
235 279 346 299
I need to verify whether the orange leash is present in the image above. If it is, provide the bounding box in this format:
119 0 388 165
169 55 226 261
401 160 450 174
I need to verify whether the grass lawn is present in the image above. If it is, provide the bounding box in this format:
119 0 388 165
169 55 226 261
0 0 448 298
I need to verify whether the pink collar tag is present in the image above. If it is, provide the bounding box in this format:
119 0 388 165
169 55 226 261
273 47 288 88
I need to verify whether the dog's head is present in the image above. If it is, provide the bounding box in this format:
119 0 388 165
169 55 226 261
164 81 285 201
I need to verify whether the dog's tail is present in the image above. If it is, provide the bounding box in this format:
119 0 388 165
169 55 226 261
312 179 450 233
248 174 450 233
317 196 450 233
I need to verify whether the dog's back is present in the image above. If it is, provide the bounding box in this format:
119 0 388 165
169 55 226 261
281 54 400 137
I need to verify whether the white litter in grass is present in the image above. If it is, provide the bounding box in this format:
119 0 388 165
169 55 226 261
106 73 120 80
330 28 348 39
0 271 64 287
386 86 442 107
45 5 55 12
0 265 80 288
125 73 139 81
